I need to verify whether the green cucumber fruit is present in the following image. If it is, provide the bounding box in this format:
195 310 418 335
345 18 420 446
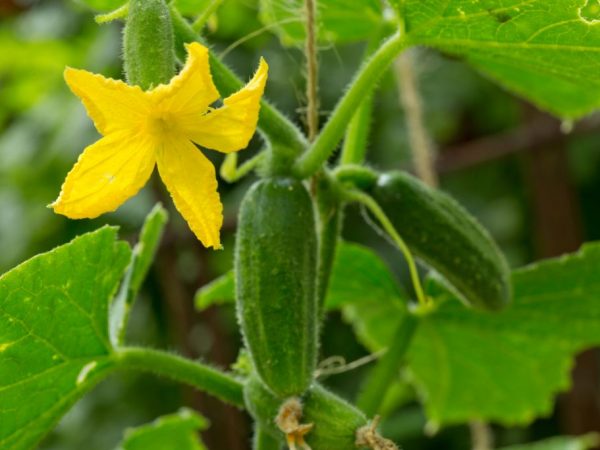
369 171 511 310
235 177 318 397
124 0 175 90
244 375 367 450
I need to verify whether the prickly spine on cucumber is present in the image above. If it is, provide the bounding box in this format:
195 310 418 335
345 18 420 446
368 171 511 310
235 177 318 397
244 375 368 450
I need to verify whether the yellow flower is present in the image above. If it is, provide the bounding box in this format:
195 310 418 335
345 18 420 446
51 42 268 249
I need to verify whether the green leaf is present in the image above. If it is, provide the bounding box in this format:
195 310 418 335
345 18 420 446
110 204 168 346
499 434 600 450
174 0 213 16
345 243 600 425
401 0 600 119
326 242 406 309
259 0 383 45
194 271 235 311
0 227 131 450
74 0 126 12
117 409 208 450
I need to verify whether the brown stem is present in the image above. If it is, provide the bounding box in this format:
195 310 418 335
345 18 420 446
394 50 438 187
305 0 319 141
469 421 494 450
437 114 600 173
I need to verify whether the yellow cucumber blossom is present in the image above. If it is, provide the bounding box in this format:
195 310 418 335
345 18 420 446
51 42 268 249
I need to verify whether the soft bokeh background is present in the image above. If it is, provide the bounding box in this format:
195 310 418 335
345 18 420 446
1 0 600 449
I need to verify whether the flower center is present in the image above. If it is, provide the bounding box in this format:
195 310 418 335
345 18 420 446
146 111 176 137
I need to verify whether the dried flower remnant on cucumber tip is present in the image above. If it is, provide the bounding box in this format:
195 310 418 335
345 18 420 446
51 43 268 249
276 398 314 450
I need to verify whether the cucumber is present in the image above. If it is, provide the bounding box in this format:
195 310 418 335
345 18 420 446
124 0 175 90
235 177 318 397
369 171 511 310
244 375 367 450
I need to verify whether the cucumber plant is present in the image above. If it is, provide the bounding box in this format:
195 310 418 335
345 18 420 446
2 1 600 450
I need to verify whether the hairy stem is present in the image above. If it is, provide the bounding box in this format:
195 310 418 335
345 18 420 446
116 347 245 408
340 30 389 165
294 33 408 178
305 0 319 141
357 315 418 416
95 3 128 24
395 50 438 187
343 189 427 306
339 92 374 165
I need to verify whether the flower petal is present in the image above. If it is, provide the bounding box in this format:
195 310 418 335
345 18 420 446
51 131 156 219
185 57 268 153
64 68 149 135
156 137 222 249
149 42 220 118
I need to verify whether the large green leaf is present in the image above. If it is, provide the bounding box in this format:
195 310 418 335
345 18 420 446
327 242 406 309
259 0 383 45
0 227 131 450
499 434 600 450
401 0 600 119
117 409 208 450
345 243 600 425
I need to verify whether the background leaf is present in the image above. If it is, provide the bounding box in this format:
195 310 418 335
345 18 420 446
343 242 600 425
0 227 131 450
259 0 384 45
401 0 600 119
117 409 208 450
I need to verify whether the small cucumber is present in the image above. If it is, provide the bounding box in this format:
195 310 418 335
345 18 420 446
244 375 367 450
235 178 318 397
369 171 511 310
124 0 175 90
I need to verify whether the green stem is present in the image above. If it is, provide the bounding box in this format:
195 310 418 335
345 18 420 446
294 33 408 178
116 347 245 408
95 3 128 24
253 426 281 450
170 8 308 161
340 30 389 165
220 151 266 183
343 189 427 306
192 0 224 32
339 92 374 165
315 172 343 315
356 314 418 416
